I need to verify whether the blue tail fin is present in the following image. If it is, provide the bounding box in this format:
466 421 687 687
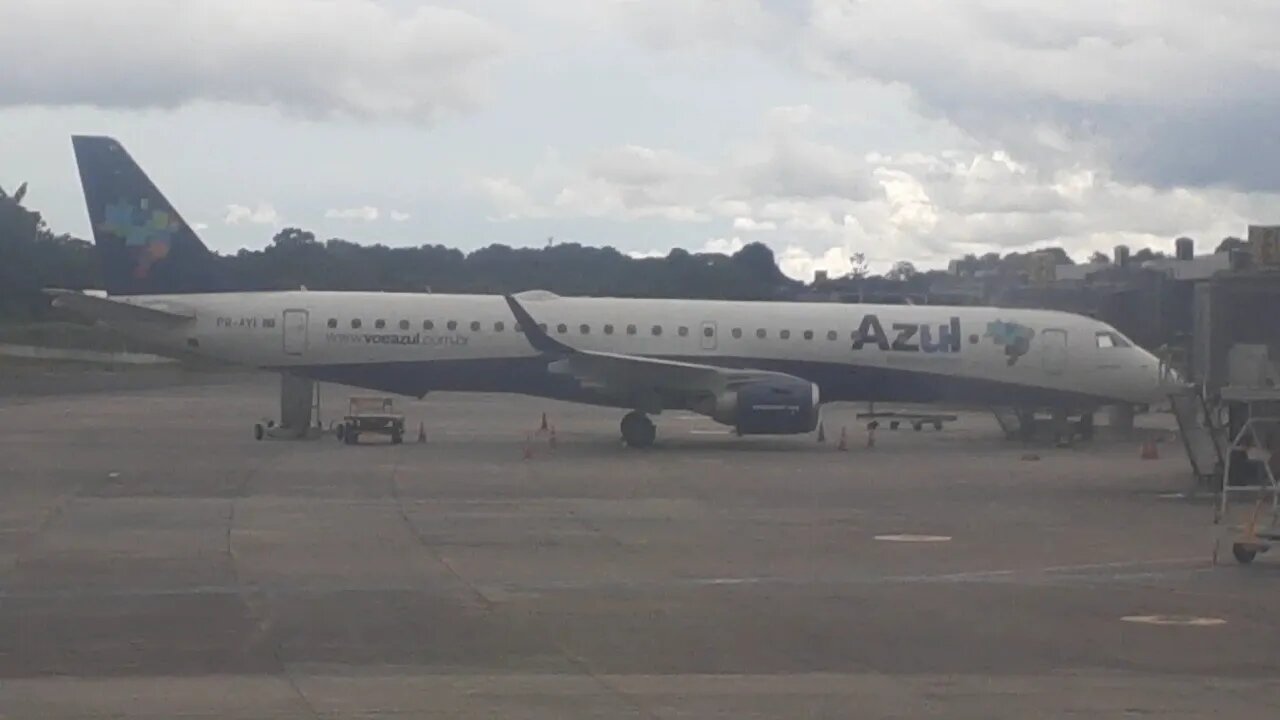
72 135 228 295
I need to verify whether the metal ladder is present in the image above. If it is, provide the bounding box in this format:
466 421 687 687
1168 387 1226 488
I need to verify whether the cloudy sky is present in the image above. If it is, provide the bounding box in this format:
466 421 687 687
2 0 1276 279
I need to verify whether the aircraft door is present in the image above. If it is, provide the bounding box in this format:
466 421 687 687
283 309 309 355
1040 328 1067 375
700 321 718 351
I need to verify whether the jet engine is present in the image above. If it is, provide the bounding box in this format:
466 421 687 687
711 380 821 435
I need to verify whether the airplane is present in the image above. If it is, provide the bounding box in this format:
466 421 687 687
47 135 1175 447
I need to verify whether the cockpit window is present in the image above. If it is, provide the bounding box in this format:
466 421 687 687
1095 331 1131 349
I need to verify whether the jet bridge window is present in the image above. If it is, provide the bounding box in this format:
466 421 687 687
1096 331 1131 348
327 318 337 329
678 326 689 337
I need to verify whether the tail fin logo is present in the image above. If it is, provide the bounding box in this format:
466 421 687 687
100 198 182 278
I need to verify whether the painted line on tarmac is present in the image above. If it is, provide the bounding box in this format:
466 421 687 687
1121 614 1226 626
689 429 732 435
875 534 952 543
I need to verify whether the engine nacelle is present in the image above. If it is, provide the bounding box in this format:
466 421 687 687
712 380 821 435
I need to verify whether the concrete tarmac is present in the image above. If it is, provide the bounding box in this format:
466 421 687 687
2 372 1279 718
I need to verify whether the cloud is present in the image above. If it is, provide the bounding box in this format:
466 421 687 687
732 217 777 231
741 137 878 200
325 206 380 221
0 0 507 121
587 145 705 187
389 210 411 222
223 203 279 225
799 0 1280 191
611 1 1280 192
610 0 780 51
475 177 548 221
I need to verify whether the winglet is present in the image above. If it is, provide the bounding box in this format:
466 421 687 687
504 294 575 354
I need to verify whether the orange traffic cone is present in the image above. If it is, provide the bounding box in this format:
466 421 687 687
817 422 826 443
837 426 848 451
417 422 426 443
548 424 558 449
1140 440 1158 460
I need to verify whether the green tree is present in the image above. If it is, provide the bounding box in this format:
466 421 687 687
885 260 918 281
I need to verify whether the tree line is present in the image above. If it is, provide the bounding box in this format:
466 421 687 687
0 183 1242 322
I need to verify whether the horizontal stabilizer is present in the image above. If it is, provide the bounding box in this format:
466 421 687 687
44 289 195 327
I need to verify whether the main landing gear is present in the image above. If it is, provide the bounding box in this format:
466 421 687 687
620 410 657 448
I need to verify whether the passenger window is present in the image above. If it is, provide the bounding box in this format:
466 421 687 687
826 330 837 341
732 328 742 339
538 323 547 332
580 324 590 334
704 326 714 338
780 330 791 340
399 320 410 331
375 319 386 329
327 318 337 329
604 324 614 335
803 330 814 340
557 323 568 334
447 320 457 331
351 319 362 329
756 329 766 339
678 326 689 337
651 325 663 336
470 321 481 332
423 320 434 330
494 321 505 332
627 324 637 335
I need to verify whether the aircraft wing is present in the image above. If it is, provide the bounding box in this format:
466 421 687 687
44 289 195 327
503 294 804 395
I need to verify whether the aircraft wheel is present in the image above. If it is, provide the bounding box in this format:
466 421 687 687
1233 543 1258 565
621 411 656 448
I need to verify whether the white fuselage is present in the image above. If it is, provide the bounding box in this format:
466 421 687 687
106 290 1169 410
